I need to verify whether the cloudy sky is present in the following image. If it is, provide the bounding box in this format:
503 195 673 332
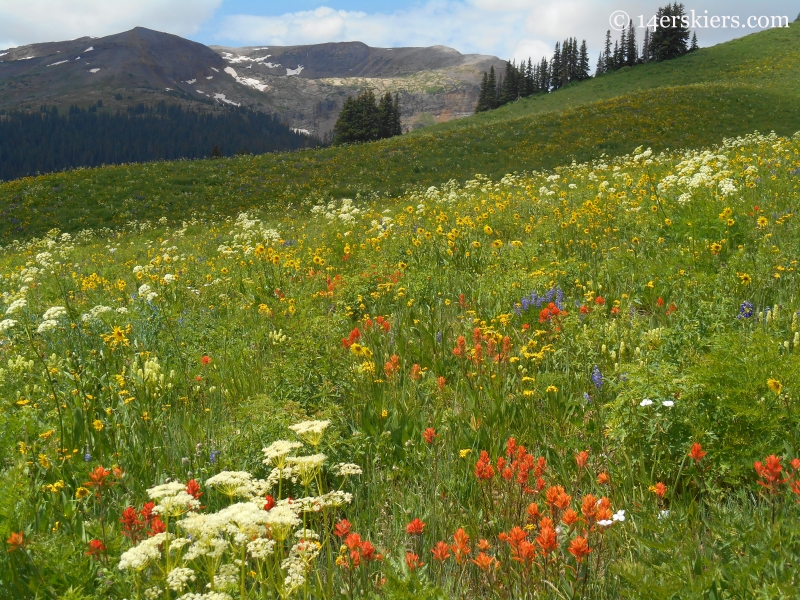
1 1 797 62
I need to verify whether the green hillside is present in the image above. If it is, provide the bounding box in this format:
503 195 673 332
1 24 798 242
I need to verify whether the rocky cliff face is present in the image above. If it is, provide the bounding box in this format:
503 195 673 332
210 42 505 135
0 29 505 136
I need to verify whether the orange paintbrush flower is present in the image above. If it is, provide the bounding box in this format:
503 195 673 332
568 536 591 562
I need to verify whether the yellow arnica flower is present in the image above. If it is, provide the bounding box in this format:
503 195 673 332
75 487 91 500
483 225 493 235
546 385 558 393
737 273 752 285
767 379 782 395
92 419 104 432
459 449 472 458
491 240 503 249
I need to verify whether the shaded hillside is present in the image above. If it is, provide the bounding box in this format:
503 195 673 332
0 104 314 182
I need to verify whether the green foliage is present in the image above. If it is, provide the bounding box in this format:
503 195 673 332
334 90 402 145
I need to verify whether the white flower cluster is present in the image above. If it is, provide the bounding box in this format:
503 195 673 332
42 306 67 321
288 419 330 446
262 440 302 467
177 593 233 600
138 283 158 302
166 567 196 592
312 198 362 224
81 304 113 322
0 319 17 333
5 298 27 315
333 462 363 477
119 533 170 571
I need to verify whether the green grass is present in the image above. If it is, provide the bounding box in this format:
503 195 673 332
1 25 800 241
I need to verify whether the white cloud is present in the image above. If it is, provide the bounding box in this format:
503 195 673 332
214 0 798 62
0 0 222 48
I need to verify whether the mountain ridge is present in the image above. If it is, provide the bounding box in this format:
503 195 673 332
0 28 505 135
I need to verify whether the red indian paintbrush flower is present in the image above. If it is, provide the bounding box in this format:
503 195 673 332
535 520 558 555
431 541 451 562
652 482 667 498
568 536 591 562
451 528 471 564
575 450 589 469
471 552 496 571
406 518 425 535
334 519 352 537
754 455 787 494
475 451 495 480
689 442 707 464
405 552 423 570
423 428 437 444
85 539 106 560
6 532 24 552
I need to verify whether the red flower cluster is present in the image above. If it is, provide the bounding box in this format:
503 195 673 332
754 454 788 495
539 302 568 324
363 315 390 333
341 327 361 349
384 354 400 379
474 438 546 494
335 520 382 569
119 501 166 544
85 539 107 560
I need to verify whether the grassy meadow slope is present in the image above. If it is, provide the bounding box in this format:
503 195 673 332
1 25 799 241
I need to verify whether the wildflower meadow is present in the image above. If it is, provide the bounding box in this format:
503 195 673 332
1 130 799 598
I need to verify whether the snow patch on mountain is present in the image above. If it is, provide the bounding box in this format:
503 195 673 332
89 68 100 73
48 60 69 67
84 47 94 52
224 66 268 92
185 79 196 84
214 93 241 107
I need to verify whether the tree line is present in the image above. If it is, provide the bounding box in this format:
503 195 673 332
332 90 402 145
597 2 697 74
0 102 315 182
476 2 699 113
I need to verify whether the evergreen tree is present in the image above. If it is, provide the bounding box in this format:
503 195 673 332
626 20 638 65
690 32 699 51
486 66 498 109
619 27 627 67
333 90 380 144
551 42 562 89
642 27 651 62
578 40 590 80
476 71 491 112
612 41 620 70
377 92 395 138
392 92 403 135
524 58 535 96
603 30 613 72
649 2 691 62
595 51 605 76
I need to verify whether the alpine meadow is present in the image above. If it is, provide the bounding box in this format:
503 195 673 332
1 15 800 600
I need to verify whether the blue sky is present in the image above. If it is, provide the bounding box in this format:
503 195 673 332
2 1 798 63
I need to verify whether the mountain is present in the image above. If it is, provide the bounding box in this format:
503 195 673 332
0 28 505 135
209 42 505 134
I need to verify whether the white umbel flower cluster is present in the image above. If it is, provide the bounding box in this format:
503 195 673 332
166 567 196 592
262 440 302 468
118 533 170 571
288 420 330 446
6 298 27 315
0 319 17 332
